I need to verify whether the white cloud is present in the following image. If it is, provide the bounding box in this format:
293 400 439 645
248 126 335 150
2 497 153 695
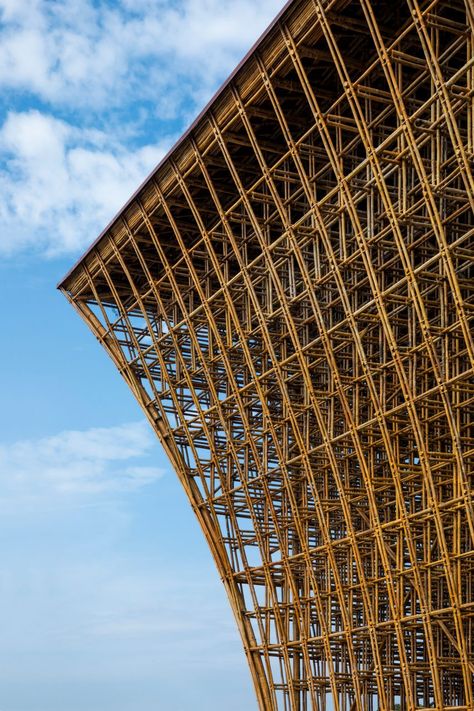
0 0 284 257
0 0 284 111
0 420 164 501
0 110 170 255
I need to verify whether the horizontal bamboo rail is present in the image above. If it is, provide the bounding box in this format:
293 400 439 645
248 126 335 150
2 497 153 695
60 0 474 708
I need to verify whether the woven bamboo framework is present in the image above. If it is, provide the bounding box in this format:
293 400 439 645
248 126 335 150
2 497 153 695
60 0 474 708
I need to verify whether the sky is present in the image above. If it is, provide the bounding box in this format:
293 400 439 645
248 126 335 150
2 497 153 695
0 1 285 709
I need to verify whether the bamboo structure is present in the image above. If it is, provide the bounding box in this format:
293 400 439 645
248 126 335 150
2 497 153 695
59 0 474 708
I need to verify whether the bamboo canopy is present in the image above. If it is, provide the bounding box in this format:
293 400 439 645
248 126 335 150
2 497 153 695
59 0 474 708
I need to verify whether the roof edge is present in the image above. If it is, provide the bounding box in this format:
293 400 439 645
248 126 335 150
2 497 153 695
57 0 295 291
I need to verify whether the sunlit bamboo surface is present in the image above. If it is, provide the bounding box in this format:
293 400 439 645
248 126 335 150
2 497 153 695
60 0 474 708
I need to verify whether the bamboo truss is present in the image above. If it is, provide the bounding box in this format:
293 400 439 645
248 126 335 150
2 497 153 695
59 0 474 708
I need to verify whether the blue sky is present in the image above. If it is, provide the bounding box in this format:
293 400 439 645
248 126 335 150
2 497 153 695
0 1 285 709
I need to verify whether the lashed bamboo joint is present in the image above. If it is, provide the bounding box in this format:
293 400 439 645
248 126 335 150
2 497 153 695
59 0 474 708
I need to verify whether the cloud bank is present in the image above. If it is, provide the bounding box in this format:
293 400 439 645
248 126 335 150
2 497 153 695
0 418 251 709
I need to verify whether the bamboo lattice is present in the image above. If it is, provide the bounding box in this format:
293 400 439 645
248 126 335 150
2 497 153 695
60 0 474 708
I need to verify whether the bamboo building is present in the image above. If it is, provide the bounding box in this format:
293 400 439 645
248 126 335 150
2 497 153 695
59 0 474 708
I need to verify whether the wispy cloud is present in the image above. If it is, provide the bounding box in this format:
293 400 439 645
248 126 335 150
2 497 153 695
0 419 245 697
0 420 164 502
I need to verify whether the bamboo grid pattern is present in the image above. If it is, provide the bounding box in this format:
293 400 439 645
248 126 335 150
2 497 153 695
60 0 474 708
